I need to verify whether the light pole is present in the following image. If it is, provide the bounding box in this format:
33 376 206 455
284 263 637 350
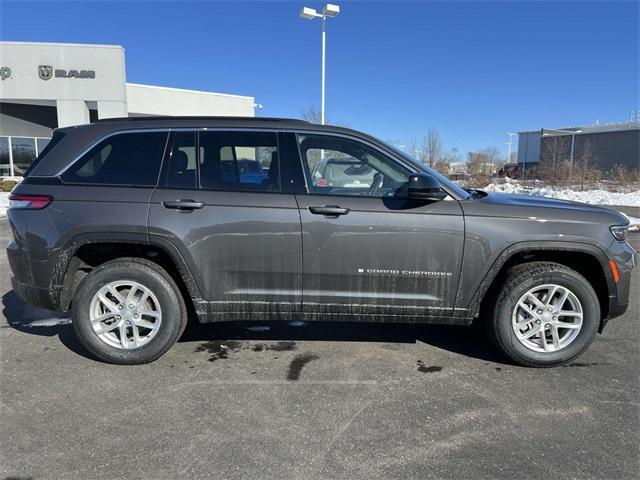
506 132 516 164
300 4 340 125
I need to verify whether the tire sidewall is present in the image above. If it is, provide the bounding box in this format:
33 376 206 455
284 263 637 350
496 269 600 366
72 262 184 364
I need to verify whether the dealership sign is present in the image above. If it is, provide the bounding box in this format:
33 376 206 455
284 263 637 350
0 66 11 80
38 65 96 80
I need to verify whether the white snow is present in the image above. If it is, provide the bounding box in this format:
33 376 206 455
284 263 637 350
0 192 8 217
482 178 640 207
620 213 640 232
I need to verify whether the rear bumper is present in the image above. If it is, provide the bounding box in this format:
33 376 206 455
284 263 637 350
7 242 60 311
10 275 58 311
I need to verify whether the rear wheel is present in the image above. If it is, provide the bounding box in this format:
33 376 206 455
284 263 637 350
72 258 187 364
489 262 600 367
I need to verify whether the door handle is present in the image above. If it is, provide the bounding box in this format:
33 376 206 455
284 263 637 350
162 199 204 211
308 205 350 218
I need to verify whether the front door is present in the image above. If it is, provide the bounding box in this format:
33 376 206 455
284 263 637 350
293 133 464 319
148 130 302 317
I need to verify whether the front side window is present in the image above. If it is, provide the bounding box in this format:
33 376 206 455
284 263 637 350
62 131 168 186
199 131 280 192
297 134 409 197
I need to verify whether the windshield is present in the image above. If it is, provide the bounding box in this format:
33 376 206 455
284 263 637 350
385 143 471 199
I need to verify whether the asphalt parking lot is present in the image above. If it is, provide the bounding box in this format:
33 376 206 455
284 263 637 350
1 208 638 480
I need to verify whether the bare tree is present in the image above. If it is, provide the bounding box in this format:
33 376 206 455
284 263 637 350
299 105 350 129
423 128 442 168
573 139 599 190
539 136 571 184
467 147 502 176
300 105 322 124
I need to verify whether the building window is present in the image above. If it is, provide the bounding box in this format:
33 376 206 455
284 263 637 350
36 138 51 156
0 137 10 177
0 136 54 178
11 137 37 176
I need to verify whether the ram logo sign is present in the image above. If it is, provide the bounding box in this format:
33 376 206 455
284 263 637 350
38 65 53 81
38 65 96 80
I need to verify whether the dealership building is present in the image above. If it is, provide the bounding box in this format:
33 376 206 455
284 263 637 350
0 41 256 177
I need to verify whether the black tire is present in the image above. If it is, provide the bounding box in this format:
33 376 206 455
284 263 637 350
489 261 600 367
72 258 187 365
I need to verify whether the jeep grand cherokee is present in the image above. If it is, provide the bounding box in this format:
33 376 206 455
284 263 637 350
6 117 636 366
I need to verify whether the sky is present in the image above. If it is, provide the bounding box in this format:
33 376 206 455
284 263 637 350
1 0 638 159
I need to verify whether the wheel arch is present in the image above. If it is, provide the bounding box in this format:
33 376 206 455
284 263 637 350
53 233 204 313
468 242 615 327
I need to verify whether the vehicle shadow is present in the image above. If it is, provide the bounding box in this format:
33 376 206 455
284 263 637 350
1 291 94 360
2 290 509 365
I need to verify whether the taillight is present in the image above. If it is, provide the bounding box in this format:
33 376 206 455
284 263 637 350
8 195 53 210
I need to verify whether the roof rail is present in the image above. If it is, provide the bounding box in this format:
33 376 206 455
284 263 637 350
92 116 310 124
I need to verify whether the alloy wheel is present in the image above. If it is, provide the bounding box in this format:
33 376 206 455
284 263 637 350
512 284 583 353
89 280 162 349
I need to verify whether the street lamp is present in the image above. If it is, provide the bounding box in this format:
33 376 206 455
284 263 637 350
299 4 340 125
506 132 516 163
541 128 583 171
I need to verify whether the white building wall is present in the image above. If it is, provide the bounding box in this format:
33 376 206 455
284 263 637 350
126 83 254 117
56 100 90 127
0 42 127 105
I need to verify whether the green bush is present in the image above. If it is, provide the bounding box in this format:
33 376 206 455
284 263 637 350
1 179 18 192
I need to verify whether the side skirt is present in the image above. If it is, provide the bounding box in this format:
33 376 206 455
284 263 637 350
194 301 473 326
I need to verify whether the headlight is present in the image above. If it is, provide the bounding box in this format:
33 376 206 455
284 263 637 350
610 225 628 242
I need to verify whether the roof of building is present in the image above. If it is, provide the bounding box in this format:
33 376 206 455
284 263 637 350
519 120 640 135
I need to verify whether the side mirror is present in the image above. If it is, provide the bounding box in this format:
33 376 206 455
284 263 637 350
407 173 447 201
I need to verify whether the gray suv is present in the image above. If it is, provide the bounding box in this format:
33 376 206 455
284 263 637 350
6 117 636 366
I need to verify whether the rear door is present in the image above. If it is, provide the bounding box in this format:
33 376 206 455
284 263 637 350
292 132 465 319
148 130 302 317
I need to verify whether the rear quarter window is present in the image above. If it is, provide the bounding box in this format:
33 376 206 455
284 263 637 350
62 131 168 186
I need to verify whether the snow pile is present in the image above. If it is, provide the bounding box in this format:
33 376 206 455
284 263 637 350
483 178 640 207
621 213 640 232
0 192 8 217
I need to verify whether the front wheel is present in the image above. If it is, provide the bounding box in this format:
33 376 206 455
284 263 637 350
489 262 600 367
72 258 187 364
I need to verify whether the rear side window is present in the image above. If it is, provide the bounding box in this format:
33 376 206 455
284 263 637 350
165 132 198 189
199 131 279 192
62 131 168 186
23 130 67 177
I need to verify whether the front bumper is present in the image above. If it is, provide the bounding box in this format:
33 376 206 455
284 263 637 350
601 240 637 329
